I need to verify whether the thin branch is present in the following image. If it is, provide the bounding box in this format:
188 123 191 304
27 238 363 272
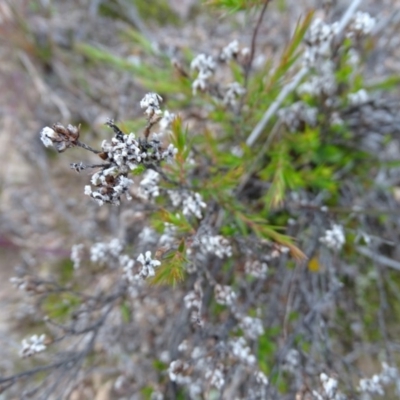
356 246 400 271
244 0 272 86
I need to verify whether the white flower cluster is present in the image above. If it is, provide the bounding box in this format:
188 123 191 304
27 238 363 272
282 348 300 373
122 251 161 283
205 365 225 390
138 169 160 200
140 92 163 117
229 337 256 365
71 243 84 269
255 370 269 386
320 224 346 251
159 110 176 131
183 192 207 219
168 190 207 219
159 222 177 246
223 81 246 108
220 40 239 62
90 238 123 264
298 60 337 97
348 89 369 106
85 173 133 206
312 373 342 400
84 116 177 206
303 19 339 67
245 260 268 279
278 101 318 132
239 316 264 340
191 53 216 95
347 11 376 38
40 123 80 153
358 362 399 396
168 359 192 385
184 281 203 325
214 284 237 306
20 334 47 358
199 235 232 258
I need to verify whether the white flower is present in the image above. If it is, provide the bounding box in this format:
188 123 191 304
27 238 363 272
159 110 176 131
229 337 256 365
214 285 237 306
245 260 268 279
138 170 160 200
205 366 225 390
255 370 269 386
199 235 232 258
191 53 216 73
348 11 375 37
90 239 123 264
137 251 161 278
320 224 345 251
182 192 206 219
140 92 163 116
168 360 191 385
320 373 338 398
191 54 216 95
40 126 57 148
223 82 246 107
348 89 369 106
239 316 264 339
220 40 239 61
20 334 47 358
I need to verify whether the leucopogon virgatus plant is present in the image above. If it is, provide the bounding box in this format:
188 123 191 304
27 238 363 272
4 0 400 399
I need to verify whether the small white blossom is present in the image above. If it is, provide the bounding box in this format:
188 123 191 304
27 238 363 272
136 251 161 279
191 54 216 95
40 126 57 148
191 53 216 73
168 190 183 207
214 284 237 306
348 89 369 106
138 169 160 200
205 365 225 390
320 373 338 398
199 235 232 258
358 362 399 396
20 334 47 358
229 337 256 365
320 224 345 251
90 238 123 264
140 92 163 117
348 11 376 37
159 110 176 131
303 19 339 67
182 192 207 219
245 260 268 279
220 40 239 61
223 82 246 107
168 360 191 385
239 316 264 340
255 370 269 386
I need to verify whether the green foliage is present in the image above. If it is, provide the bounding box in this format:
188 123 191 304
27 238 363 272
204 0 265 12
42 293 81 322
151 241 187 286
